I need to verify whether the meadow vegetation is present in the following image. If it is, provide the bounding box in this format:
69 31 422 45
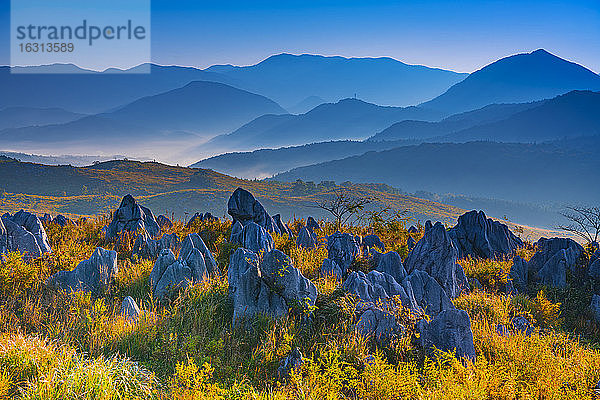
0 212 599 399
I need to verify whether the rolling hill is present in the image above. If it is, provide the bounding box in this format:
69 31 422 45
422 49 600 114
0 107 85 130
197 98 442 154
190 139 417 179
437 90 600 142
206 53 468 109
0 81 287 159
369 102 542 141
272 140 600 206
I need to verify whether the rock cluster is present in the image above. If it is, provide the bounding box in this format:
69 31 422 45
1 210 52 259
448 210 523 259
296 226 317 249
46 247 117 294
150 233 218 300
273 214 292 237
228 248 317 325
105 195 160 240
404 221 469 299
133 232 180 259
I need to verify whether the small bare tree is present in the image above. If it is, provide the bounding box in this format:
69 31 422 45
312 188 375 230
557 205 600 245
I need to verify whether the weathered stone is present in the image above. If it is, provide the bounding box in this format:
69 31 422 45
46 247 118 293
296 226 317 249
529 238 584 287
53 214 74 227
355 306 405 345
376 251 407 283
509 256 528 292
273 214 292 237
306 216 320 232
227 188 279 234
363 234 385 252
180 233 219 275
150 249 197 300
133 232 180 260
406 236 416 250
589 258 600 280
511 315 534 336
240 222 274 253
419 309 476 359
343 270 416 309
121 296 141 321
228 248 317 325
1 211 51 259
448 210 523 259
404 221 468 298
156 214 173 230
105 195 160 240
277 347 303 380
320 258 343 280
327 232 359 274
402 270 454 316
0 217 6 254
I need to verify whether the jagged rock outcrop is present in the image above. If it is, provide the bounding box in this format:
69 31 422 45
406 236 416 250
320 258 343 280
362 234 385 252
179 233 219 276
402 270 454 316
277 347 303 380
296 226 317 249
105 195 160 240
327 232 359 274
40 213 52 225
156 215 173 230
448 210 523 259
52 214 74 227
228 248 317 325
528 238 584 288
306 216 320 232
227 188 279 234
46 247 117 293
133 232 180 260
404 221 468 298
1 210 52 259
343 270 416 308
239 222 274 253
273 214 292 237
509 256 528 292
121 296 141 321
355 305 405 345
0 218 6 254
419 309 476 359
376 251 406 283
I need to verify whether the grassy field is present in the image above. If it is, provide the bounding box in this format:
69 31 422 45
0 212 598 399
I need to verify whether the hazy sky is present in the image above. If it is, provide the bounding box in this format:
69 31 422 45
2 0 599 73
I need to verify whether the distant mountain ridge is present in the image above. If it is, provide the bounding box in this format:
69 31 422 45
198 98 442 154
206 53 468 108
272 139 600 206
422 49 600 114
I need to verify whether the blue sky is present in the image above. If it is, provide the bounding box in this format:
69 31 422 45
2 0 599 72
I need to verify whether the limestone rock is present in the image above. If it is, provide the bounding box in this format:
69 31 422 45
1 211 51 259
448 210 523 259
320 258 343 280
227 188 279 234
376 251 407 283
273 214 292 237
180 233 219 275
419 309 476 359
105 195 160 240
156 215 173 230
306 216 320 232
46 247 117 294
404 221 468 298
121 296 141 321
509 256 528 292
529 238 584 287
296 226 317 249
402 270 454 316
133 232 180 260
277 347 303 380
327 232 359 274
240 222 274 253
